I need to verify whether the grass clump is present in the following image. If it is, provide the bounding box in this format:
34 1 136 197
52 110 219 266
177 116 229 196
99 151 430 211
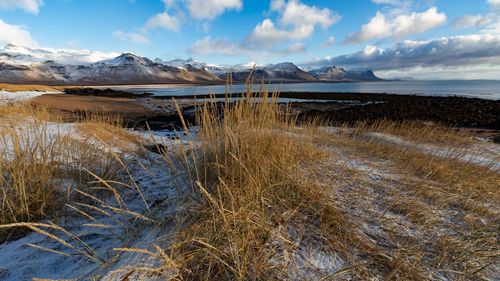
0 103 127 240
162 90 349 280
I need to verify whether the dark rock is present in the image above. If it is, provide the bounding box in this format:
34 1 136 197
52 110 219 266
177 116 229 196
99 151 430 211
63 88 153 98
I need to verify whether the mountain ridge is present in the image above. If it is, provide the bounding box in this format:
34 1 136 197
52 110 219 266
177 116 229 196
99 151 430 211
0 45 383 85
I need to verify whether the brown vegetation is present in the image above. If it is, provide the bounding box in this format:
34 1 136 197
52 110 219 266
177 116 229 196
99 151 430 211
0 85 498 280
0 103 131 241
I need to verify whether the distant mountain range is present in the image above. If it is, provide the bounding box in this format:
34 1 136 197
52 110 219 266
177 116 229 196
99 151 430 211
0 44 382 85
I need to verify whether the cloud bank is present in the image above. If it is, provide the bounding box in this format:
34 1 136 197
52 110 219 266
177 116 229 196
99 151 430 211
304 34 500 78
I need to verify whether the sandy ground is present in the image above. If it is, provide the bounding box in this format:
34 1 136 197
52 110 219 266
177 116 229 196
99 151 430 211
32 94 154 118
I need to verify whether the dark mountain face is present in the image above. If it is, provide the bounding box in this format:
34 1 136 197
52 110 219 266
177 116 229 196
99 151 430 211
309 66 382 82
0 51 382 85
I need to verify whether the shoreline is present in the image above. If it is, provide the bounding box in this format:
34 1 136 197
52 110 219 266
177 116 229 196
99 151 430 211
28 90 500 139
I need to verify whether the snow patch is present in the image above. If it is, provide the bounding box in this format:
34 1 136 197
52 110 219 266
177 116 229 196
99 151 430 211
366 132 500 170
0 91 57 103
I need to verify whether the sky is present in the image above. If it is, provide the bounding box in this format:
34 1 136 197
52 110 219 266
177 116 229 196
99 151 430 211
0 0 499 79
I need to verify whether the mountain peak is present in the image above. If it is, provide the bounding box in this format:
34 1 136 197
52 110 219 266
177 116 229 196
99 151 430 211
309 65 381 82
270 62 299 71
118 53 142 59
98 53 153 66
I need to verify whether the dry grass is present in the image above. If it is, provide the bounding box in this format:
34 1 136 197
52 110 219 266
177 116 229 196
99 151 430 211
152 90 354 280
149 88 499 280
75 113 142 152
313 122 500 279
348 119 473 146
0 103 128 239
0 101 55 123
0 83 498 280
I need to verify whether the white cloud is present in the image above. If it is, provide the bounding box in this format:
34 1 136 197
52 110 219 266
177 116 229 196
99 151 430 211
189 0 337 60
112 30 150 44
488 0 500 7
270 0 285 10
246 0 340 48
371 0 412 16
483 20 500 34
321 36 336 48
0 0 44 14
245 19 290 48
392 7 447 38
278 0 339 33
162 0 176 7
283 42 306 54
362 45 380 56
371 0 403 4
346 7 446 43
346 12 390 43
185 0 242 20
453 1 500 34
0 18 38 47
188 36 241 56
453 15 494 29
121 0 242 41
145 11 181 32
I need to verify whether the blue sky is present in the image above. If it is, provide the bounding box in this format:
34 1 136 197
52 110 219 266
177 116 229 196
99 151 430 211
0 0 499 78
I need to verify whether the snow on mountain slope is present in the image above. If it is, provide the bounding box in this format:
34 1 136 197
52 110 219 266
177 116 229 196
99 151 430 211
159 58 207 70
219 62 317 82
0 52 222 85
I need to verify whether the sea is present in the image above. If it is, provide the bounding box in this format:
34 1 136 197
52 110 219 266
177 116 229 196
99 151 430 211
103 80 500 100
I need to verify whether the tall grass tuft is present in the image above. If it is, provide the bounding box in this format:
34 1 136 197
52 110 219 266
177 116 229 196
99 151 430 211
0 103 125 240
160 86 348 280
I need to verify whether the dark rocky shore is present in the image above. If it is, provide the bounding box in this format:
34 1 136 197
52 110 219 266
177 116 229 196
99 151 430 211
283 92 500 129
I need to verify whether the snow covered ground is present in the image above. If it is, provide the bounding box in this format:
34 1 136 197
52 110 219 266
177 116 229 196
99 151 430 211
0 90 60 104
365 132 500 170
0 121 186 280
0 110 189 280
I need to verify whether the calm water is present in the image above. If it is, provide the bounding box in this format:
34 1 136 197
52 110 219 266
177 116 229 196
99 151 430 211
104 80 500 100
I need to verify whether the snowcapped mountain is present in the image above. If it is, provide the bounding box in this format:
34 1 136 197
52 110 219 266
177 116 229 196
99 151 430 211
0 52 221 85
309 66 382 82
215 62 317 82
0 44 382 85
157 58 208 70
